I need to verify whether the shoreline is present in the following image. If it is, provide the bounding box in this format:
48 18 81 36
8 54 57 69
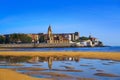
0 46 106 48
0 69 51 80
0 43 104 48
0 45 107 49
0 68 94 80
0 51 120 61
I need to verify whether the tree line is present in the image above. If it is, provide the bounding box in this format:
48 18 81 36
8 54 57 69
0 34 32 44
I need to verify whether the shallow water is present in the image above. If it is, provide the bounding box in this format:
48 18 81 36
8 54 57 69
0 56 120 80
5 46 120 52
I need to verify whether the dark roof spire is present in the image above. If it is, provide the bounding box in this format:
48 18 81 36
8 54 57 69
48 25 52 32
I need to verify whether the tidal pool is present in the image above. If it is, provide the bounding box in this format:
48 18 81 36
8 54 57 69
0 56 120 80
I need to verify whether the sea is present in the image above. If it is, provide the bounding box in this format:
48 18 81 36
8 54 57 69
13 46 120 52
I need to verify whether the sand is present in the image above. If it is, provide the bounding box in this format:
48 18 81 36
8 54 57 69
94 73 120 77
0 48 13 51
0 68 93 80
0 51 120 61
24 71 94 80
0 51 120 80
0 69 52 80
11 67 47 71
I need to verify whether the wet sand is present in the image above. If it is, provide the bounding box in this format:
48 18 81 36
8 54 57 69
0 63 24 66
0 69 52 80
0 48 13 51
0 51 120 61
0 51 120 80
11 67 48 71
24 71 94 80
94 73 120 77
0 68 93 80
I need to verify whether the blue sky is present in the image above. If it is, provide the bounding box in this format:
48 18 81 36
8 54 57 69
0 0 120 46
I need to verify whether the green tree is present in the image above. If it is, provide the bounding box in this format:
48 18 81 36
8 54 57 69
20 34 32 43
9 33 32 43
9 33 19 43
0 36 5 44
79 36 89 41
98 41 103 46
5 38 10 44
39 35 45 43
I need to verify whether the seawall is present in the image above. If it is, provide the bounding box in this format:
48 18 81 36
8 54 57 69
0 43 72 48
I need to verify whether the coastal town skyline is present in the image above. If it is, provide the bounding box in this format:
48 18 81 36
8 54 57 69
0 0 120 46
0 26 103 48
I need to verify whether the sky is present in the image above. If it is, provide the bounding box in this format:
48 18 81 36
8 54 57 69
0 0 120 46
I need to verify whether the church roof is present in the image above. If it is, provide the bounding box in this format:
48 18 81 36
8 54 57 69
48 25 52 32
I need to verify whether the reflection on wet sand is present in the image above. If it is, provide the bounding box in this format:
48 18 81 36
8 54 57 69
0 56 32 63
94 73 120 77
23 71 93 80
47 57 80 70
0 56 80 70
0 55 120 80
12 67 47 71
48 57 53 70
28 56 80 70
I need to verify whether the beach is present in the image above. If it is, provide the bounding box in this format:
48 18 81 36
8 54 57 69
0 69 51 80
0 51 120 61
0 51 120 80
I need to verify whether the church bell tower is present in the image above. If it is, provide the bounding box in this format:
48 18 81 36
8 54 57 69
47 25 53 43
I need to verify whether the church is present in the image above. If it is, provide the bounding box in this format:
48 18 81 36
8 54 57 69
31 25 80 44
46 25 70 44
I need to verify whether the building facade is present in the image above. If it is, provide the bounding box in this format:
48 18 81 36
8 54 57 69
46 25 70 44
2 25 80 44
